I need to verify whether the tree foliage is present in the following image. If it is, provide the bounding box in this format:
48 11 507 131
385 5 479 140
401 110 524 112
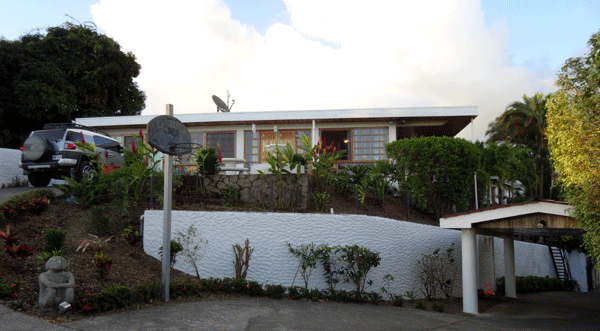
0 22 146 148
486 92 551 198
476 141 537 204
386 136 480 217
547 30 600 260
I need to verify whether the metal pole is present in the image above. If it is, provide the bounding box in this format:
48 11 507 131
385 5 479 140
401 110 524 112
474 172 478 210
161 104 174 302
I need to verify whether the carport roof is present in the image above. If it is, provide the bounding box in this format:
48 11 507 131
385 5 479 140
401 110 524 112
439 199 583 237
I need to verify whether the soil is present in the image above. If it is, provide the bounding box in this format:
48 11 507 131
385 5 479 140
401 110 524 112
0 190 505 322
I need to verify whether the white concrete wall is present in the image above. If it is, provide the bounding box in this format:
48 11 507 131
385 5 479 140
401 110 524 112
143 211 588 297
0 148 27 187
0 148 67 187
478 236 588 292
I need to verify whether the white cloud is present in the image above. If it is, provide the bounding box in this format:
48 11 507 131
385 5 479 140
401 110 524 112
91 0 553 141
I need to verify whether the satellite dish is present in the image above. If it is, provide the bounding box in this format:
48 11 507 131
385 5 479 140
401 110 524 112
212 95 230 112
147 115 192 156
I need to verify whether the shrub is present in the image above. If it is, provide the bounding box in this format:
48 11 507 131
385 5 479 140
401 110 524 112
44 229 66 252
415 299 426 310
233 238 254 279
416 245 457 300
265 284 286 299
386 136 480 217
159 240 184 268
338 244 381 297
94 251 113 278
175 225 208 278
311 192 330 213
432 303 445 312
288 243 320 290
90 206 110 235
0 188 55 224
495 275 577 294
221 184 238 207
0 281 18 301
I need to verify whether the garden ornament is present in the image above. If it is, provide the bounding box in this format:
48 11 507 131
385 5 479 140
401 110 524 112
38 256 75 311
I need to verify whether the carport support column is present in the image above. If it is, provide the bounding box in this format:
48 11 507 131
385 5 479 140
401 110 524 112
462 228 478 314
504 235 517 298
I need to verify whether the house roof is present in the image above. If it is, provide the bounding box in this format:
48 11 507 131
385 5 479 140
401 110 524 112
439 199 582 237
75 106 477 132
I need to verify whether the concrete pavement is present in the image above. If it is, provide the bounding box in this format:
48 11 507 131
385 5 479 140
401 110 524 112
2 283 599 330
6 292 598 331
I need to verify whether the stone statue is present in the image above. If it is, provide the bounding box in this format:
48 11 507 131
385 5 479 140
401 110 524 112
38 256 74 311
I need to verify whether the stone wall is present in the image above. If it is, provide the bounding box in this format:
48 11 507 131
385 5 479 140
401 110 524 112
143 210 589 298
202 174 310 210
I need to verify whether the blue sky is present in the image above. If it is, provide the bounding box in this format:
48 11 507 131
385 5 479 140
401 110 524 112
0 0 598 139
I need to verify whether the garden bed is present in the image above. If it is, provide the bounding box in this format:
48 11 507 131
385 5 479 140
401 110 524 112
0 190 488 323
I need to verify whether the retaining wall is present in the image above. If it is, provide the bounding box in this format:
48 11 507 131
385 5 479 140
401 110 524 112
200 174 310 210
143 210 588 297
0 148 27 187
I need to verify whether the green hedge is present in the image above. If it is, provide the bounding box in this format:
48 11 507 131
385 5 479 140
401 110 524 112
495 275 577 295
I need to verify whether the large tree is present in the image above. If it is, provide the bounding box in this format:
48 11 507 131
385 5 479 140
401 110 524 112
547 30 600 260
486 92 551 199
0 22 146 149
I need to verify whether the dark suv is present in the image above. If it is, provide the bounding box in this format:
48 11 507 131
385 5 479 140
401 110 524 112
19 123 124 187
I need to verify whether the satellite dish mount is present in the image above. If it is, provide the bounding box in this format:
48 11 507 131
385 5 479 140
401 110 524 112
212 90 235 112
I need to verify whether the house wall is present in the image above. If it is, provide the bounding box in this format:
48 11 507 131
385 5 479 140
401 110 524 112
104 120 395 166
0 148 27 187
142 211 588 298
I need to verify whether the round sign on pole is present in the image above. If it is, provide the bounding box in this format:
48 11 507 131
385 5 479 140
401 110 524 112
147 115 192 156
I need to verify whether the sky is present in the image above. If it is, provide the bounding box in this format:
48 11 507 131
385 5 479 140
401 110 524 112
1 0 598 141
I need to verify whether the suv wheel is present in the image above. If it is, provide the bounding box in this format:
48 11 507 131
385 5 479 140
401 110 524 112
28 173 51 187
76 161 95 182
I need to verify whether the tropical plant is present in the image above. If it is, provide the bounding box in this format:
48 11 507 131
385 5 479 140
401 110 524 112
547 29 600 263
486 92 551 199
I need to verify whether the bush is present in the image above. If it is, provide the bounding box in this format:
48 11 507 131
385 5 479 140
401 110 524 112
415 299 426 310
495 275 577 295
44 229 66 252
221 184 238 207
90 206 110 235
265 284 286 299
0 188 55 224
432 303 445 312
386 136 480 217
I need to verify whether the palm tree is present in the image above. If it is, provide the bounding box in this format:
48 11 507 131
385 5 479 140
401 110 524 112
486 93 550 199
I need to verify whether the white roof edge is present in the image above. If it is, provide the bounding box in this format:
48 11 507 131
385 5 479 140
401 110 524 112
75 106 478 127
439 202 572 229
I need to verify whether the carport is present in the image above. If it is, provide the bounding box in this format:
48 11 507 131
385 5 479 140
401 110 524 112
440 199 583 314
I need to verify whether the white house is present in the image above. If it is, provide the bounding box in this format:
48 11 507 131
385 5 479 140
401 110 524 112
75 106 477 172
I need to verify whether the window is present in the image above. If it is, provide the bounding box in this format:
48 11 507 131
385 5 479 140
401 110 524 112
124 136 141 151
244 131 260 164
190 132 204 148
352 128 388 161
206 132 235 158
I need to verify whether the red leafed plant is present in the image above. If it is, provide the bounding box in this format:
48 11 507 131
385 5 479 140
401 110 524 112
5 244 35 260
1 225 35 260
